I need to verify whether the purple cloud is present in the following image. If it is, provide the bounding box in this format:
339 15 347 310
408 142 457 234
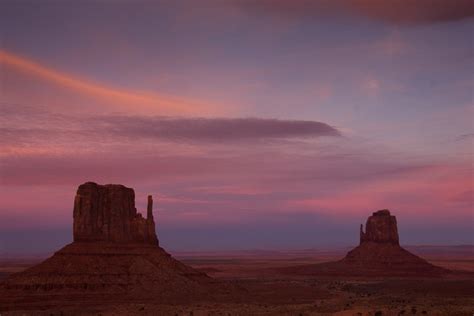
0 104 340 145
234 0 474 24
97 115 341 142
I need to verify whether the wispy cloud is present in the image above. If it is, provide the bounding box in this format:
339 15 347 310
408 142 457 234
0 104 340 147
373 31 409 56
97 115 341 142
0 50 222 115
455 133 474 142
235 0 474 25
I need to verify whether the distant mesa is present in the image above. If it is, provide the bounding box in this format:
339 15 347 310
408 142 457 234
0 182 229 309
281 209 448 277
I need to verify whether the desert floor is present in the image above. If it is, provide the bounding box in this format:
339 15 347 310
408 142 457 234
0 245 473 316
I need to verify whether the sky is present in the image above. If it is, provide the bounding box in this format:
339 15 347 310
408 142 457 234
0 0 473 253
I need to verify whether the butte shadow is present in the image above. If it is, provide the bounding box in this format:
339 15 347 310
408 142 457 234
279 210 449 278
0 182 235 311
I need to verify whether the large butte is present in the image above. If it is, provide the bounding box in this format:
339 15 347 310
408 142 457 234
0 182 231 310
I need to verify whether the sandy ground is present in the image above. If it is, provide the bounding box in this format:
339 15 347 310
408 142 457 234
0 245 473 315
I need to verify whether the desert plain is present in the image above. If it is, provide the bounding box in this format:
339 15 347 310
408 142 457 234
1 245 473 316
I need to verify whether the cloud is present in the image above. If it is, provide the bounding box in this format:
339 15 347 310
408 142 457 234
288 165 472 220
235 0 474 24
373 31 409 56
98 115 341 142
449 190 473 205
0 104 340 146
455 133 474 142
0 50 222 115
349 0 474 24
361 76 380 97
1 103 471 246
0 145 435 187
2 146 469 236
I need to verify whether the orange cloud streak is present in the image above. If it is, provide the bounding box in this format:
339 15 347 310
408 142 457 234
0 50 222 115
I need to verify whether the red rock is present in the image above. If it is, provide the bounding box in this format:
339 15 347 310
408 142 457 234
0 182 231 309
360 209 399 245
280 209 448 277
73 182 158 245
339 209 447 276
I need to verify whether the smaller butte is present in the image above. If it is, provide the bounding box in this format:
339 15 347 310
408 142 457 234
280 209 448 277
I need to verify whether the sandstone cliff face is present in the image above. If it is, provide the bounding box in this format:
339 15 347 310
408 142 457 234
359 209 399 245
73 182 158 245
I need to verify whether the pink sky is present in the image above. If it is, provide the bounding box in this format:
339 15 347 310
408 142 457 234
0 0 472 252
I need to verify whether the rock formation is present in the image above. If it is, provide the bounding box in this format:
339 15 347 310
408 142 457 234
0 182 229 310
280 209 448 277
73 182 158 245
359 209 399 245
